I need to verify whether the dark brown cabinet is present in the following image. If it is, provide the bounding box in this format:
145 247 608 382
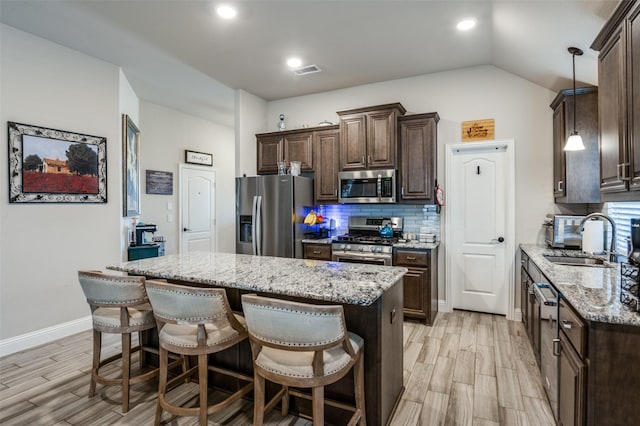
256 129 313 175
337 103 406 171
558 331 586 426
520 253 530 332
302 243 332 261
550 88 600 203
591 0 640 199
393 247 438 325
313 126 340 202
398 113 439 203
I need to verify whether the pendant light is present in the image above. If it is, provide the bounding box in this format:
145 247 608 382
564 46 585 151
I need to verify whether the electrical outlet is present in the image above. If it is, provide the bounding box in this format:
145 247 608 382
167 214 173 223
167 201 173 211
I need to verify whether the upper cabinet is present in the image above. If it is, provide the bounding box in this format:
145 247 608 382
398 113 439 203
549 88 600 203
256 129 313 175
337 103 406 171
313 126 341 203
591 0 640 200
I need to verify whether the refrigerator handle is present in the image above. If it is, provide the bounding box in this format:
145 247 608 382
256 196 263 256
251 195 258 255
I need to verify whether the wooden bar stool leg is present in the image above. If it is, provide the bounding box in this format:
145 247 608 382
90 329 101 397
253 373 265 426
354 353 366 426
155 347 168 426
281 385 289 416
198 354 208 426
312 386 324 426
122 332 132 413
138 331 147 369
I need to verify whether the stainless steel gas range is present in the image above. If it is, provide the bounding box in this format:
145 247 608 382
331 216 403 266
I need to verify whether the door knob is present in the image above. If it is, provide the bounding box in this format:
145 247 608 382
491 237 505 243
183 227 191 232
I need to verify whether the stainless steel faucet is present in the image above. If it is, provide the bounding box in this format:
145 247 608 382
579 213 617 262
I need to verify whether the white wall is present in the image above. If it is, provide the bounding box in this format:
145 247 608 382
139 101 236 254
235 89 267 177
264 65 558 305
0 24 122 340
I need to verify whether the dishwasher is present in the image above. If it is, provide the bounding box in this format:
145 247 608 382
533 282 559 421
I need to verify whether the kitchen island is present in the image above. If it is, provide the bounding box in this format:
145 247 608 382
108 251 407 425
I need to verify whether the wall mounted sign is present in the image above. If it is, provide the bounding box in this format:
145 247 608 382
146 170 173 195
462 119 495 142
185 150 213 166
123 114 141 216
8 121 107 203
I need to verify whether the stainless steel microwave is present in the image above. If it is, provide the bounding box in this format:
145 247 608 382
338 169 396 204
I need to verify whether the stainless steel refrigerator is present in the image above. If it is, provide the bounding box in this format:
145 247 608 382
236 175 313 258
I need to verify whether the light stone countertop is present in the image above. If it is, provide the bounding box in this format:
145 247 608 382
108 251 407 306
520 244 640 327
302 238 440 250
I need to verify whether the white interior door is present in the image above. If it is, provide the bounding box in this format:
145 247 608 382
446 141 514 316
180 166 216 253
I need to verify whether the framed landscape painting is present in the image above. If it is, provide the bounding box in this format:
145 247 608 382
8 122 107 203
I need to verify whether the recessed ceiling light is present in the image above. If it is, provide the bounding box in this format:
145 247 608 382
216 5 237 19
457 19 476 31
287 57 302 68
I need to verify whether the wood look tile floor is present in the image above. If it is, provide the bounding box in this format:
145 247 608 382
0 310 555 425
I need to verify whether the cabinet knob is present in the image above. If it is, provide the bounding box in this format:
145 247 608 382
406 256 417 261
561 320 573 329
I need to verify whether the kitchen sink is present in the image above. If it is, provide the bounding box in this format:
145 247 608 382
543 255 611 267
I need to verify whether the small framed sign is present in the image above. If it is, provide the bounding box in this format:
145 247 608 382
462 119 495 142
185 150 213 166
146 170 173 195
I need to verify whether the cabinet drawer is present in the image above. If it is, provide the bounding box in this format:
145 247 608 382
394 250 428 266
559 298 587 358
303 244 331 260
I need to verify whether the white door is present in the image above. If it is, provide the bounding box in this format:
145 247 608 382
446 140 515 316
180 166 216 253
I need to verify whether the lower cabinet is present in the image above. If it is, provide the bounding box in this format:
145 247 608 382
302 243 332 261
393 247 438 325
520 262 530 332
558 331 586 426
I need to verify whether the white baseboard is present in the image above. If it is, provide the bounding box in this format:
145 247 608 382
514 308 523 322
438 299 450 313
0 316 92 358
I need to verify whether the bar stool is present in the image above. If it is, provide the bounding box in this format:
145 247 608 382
145 280 253 426
78 270 166 413
241 294 366 426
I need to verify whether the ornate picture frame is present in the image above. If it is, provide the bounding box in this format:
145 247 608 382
8 121 107 203
122 114 141 217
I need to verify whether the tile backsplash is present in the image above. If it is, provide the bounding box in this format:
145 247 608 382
317 204 441 240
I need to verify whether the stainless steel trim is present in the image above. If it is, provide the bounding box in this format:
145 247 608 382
256 195 262 256
251 195 258 255
338 169 396 204
331 251 392 266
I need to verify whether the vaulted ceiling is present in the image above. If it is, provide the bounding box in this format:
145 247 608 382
0 0 620 120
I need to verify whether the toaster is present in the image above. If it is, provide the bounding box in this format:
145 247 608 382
543 214 585 249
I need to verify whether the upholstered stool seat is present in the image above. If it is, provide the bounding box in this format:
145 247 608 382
145 281 253 426
241 294 366 426
78 271 178 413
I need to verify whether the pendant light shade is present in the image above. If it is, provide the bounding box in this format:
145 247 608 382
564 47 585 151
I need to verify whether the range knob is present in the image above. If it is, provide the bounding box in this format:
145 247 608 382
346 245 352 251
370 246 376 253
339 244 346 250
358 246 364 252
376 247 383 253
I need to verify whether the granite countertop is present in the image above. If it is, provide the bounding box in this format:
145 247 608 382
302 238 440 250
520 244 640 327
108 251 407 306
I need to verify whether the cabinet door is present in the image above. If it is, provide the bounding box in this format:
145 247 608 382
629 4 640 190
340 115 367 171
599 26 628 193
303 243 332 261
314 128 340 202
284 132 313 171
399 116 437 202
552 103 567 198
367 110 396 169
520 266 530 331
403 267 429 322
257 135 282 175
558 332 586 426
528 284 541 364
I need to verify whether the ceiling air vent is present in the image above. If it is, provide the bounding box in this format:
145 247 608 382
293 64 322 76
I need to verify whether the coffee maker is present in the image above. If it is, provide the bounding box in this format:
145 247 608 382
629 218 640 266
134 223 157 246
